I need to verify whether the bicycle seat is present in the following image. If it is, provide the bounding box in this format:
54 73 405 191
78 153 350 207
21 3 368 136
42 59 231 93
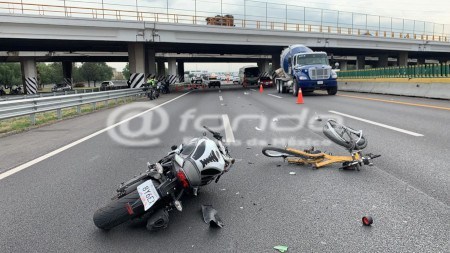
322 120 367 150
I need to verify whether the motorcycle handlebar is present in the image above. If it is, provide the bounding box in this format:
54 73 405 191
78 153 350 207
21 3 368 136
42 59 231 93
203 126 223 140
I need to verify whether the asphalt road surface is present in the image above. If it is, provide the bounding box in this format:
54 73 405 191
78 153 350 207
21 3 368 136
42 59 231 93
0 86 449 252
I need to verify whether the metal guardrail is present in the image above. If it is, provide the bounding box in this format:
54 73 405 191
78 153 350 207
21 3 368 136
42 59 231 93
0 88 145 124
0 0 448 43
0 85 128 102
338 63 450 79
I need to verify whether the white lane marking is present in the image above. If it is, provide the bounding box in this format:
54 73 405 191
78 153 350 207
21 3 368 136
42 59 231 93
219 95 223 101
268 94 282 99
250 89 257 92
0 92 192 181
222 114 235 143
329 110 424 137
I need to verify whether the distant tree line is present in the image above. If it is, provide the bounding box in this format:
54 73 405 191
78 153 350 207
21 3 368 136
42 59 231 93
0 62 114 88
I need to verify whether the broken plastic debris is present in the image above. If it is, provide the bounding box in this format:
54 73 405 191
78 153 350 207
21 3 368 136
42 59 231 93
244 92 249 95
289 172 296 175
315 112 322 122
274 245 288 252
201 205 224 228
239 207 243 209
272 118 279 122
236 192 240 195
255 127 262 131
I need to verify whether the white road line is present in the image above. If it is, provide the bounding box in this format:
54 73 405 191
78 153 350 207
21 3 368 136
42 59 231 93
0 92 193 181
329 110 424 137
221 114 235 143
250 89 257 92
268 94 282 99
219 95 223 101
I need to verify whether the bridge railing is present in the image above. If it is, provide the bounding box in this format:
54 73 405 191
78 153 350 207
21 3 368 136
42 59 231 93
0 88 145 124
338 63 450 79
0 0 449 43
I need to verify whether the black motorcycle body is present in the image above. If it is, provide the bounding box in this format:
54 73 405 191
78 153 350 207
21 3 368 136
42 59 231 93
93 126 234 230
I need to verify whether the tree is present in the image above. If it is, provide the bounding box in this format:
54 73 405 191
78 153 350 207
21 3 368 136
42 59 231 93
0 63 22 87
37 62 63 86
79 62 113 87
122 63 130 80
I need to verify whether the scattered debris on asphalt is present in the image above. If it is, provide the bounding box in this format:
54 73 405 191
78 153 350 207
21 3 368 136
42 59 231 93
248 162 254 164
273 118 279 122
239 207 243 209
274 245 288 252
255 127 262 131
362 216 373 226
276 165 282 167
201 205 224 228
236 192 240 195
315 112 322 122
289 172 296 175
244 92 249 95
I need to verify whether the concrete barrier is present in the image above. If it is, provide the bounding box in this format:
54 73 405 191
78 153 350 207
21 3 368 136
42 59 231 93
338 79 450 99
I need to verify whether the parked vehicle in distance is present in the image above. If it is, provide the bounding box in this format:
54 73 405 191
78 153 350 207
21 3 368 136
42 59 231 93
232 76 240 85
51 83 71 92
101 81 114 88
238 66 260 86
258 76 273 88
207 75 221 88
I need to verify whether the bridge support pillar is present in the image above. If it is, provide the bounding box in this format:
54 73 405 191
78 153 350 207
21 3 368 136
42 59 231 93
339 61 348 71
145 48 156 77
271 54 280 71
377 55 389 67
177 60 185 82
398 52 408 66
157 59 166 77
62 61 73 87
168 58 177 82
128 43 145 88
356 56 365 70
20 58 37 94
261 59 270 75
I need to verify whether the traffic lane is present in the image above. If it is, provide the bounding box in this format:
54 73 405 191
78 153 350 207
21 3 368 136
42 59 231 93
0 88 448 252
0 93 183 173
0 89 229 252
203 89 449 252
251 88 450 204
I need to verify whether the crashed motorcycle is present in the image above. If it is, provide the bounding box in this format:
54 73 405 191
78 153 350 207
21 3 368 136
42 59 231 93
93 126 235 230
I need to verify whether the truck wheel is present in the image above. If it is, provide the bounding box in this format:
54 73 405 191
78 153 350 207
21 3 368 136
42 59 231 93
277 83 281 93
327 87 338 95
281 86 287 93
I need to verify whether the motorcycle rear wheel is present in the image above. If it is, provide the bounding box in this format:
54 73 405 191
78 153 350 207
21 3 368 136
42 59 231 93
93 190 143 230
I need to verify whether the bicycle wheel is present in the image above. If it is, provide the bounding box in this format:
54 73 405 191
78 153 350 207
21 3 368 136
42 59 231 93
262 146 309 159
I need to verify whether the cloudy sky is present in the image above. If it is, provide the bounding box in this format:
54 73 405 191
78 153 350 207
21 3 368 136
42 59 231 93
18 0 448 72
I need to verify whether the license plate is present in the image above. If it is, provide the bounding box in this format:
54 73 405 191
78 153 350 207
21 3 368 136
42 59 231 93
317 81 323 85
137 180 160 211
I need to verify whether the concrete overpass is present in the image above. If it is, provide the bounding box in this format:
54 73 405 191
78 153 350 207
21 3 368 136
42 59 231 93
1 1 450 93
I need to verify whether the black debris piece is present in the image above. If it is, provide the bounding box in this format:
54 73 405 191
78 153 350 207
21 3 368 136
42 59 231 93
201 205 224 228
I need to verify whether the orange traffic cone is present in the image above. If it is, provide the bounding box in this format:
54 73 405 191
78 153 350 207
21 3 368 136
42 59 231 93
296 88 304 104
259 84 264 93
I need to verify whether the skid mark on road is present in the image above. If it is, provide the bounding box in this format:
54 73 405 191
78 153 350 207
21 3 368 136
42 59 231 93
329 110 424 137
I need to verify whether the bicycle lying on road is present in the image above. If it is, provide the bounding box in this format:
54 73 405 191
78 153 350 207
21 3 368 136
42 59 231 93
262 119 380 170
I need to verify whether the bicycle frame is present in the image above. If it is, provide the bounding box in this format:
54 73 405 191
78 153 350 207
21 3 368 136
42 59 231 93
284 148 362 169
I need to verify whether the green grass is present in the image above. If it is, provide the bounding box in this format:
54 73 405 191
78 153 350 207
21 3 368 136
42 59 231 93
0 97 135 135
